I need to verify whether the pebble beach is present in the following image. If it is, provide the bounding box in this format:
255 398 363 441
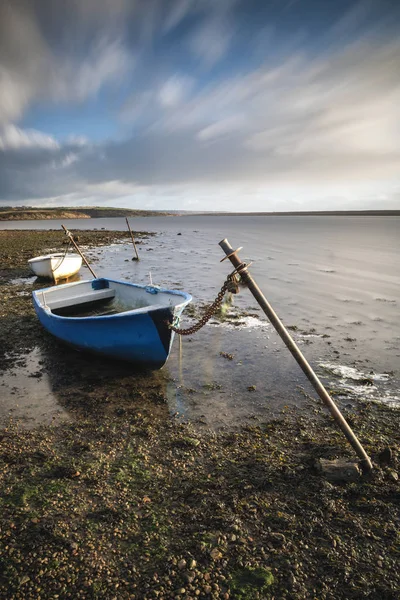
0 229 399 600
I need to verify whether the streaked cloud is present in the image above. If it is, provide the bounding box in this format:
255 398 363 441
158 75 194 108
0 0 132 124
0 125 58 151
189 15 234 66
48 36 132 104
0 1 49 124
197 116 248 142
0 0 399 209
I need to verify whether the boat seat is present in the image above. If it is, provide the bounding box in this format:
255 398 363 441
46 288 115 310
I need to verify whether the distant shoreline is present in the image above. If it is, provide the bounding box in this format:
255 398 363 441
0 207 172 221
0 207 399 220
185 209 400 217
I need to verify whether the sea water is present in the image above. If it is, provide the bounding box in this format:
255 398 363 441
1 215 399 426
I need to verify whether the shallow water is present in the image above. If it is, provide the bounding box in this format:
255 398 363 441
1 215 399 426
0 348 71 426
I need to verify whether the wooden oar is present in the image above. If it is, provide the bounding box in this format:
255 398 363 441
61 225 98 278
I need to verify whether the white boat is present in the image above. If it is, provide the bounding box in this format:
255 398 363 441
28 253 83 282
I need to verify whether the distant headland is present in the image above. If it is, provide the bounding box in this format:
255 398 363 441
0 207 173 221
0 206 398 220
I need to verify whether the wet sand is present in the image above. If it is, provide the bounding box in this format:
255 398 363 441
0 229 399 599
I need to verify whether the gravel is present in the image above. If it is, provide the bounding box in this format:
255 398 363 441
0 230 399 599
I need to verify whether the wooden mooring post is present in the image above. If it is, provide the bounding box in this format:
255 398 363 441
125 218 139 261
61 224 98 278
219 238 373 473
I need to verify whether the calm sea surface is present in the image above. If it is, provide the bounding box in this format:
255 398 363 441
1 215 399 426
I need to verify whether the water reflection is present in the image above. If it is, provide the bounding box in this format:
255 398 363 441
0 347 70 426
0 340 172 427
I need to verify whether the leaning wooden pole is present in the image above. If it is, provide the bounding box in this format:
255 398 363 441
219 238 373 472
125 217 140 261
61 225 98 278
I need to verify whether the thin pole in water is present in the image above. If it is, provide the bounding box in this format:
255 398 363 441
219 238 373 473
61 225 98 279
125 217 140 261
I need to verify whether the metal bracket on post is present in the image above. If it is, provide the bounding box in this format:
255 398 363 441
219 238 373 473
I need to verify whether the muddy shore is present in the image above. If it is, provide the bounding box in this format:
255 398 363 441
0 230 399 599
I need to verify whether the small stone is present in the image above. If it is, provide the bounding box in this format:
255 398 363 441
189 559 197 569
318 458 361 482
378 447 393 465
388 469 398 482
269 532 286 547
204 586 212 594
210 547 222 560
178 559 187 570
184 571 196 583
321 480 335 491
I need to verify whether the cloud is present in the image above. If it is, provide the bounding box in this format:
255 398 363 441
158 75 194 108
241 37 400 165
0 124 59 150
0 1 50 124
0 126 88 201
197 115 247 142
1 1 400 210
162 0 192 32
119 92 154 124
2 25 400 208
48 36 132 104
188 17 234 66
0 0 132 125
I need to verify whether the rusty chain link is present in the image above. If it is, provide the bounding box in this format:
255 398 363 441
169 271 240 336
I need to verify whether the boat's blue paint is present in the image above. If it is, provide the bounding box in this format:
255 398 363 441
92 278 110 290
32 278 191 368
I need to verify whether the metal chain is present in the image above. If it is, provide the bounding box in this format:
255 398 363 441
169 272 239 336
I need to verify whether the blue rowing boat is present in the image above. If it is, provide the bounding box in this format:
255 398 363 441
32 278 192 368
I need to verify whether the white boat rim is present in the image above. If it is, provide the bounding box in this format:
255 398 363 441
28 253 70 264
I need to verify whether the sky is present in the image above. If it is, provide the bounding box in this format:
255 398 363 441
1 0 400 212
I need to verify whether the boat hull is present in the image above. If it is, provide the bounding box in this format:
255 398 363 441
28 254 82 282
32 278 191 368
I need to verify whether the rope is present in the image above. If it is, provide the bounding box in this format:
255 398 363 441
169 266 247 336
52 238 72 273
